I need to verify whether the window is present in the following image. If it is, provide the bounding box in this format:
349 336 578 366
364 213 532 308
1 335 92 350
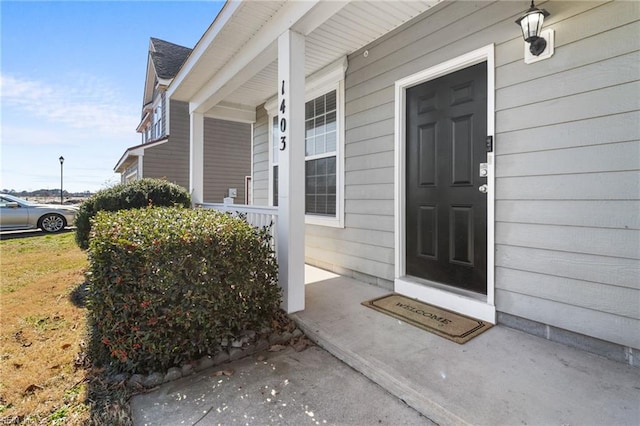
269 86 343 226
267 57 346 227
304 91 337 216
272 116 279 206
154 105 162 139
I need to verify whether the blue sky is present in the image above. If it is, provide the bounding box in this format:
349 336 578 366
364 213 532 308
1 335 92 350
1 1 224 192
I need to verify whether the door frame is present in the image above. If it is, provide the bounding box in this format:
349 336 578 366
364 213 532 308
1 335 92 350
393 45 496 323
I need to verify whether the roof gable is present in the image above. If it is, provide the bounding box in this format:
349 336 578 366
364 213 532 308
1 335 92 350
149 37 193 80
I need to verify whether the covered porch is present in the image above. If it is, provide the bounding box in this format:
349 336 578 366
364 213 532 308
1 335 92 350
296 265 639 425
168 0 447 314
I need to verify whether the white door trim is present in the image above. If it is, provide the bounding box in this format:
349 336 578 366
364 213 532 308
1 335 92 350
393 44 496 323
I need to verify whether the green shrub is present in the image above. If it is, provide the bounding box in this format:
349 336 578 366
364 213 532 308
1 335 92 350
86 207 280 374
75 178 191 250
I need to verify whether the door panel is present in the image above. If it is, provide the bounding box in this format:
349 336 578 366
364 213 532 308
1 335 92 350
406 62 487 294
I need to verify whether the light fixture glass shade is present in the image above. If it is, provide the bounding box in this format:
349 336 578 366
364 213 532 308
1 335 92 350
518 10 545 41
515 1 550 42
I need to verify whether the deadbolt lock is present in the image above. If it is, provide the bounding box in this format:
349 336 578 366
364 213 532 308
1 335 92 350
479 163 488 177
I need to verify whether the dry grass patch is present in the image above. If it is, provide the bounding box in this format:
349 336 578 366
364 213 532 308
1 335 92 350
0 233 100 424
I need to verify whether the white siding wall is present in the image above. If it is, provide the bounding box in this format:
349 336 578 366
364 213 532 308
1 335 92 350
251 1 640 348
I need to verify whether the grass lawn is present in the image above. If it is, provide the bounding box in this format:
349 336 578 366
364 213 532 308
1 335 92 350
0 232 131 424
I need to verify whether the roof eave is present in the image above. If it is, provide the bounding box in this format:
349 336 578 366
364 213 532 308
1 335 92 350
168 0 242 100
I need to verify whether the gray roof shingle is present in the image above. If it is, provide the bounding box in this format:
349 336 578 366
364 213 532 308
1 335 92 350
149 37 192 80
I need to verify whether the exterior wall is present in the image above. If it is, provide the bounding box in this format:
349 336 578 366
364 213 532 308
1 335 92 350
491 1 639 350
344 0 639 349
161 91 167 137
203 118 252 204
250 1 639 349
253 105 270 206
143 100 190 189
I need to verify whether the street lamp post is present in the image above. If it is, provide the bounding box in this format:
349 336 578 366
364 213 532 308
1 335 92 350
59 156 64 205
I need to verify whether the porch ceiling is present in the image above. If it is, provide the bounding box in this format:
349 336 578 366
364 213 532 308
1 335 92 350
169 0 441 118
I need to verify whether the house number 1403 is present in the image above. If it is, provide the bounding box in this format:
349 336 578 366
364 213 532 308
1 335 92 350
279 80 287 151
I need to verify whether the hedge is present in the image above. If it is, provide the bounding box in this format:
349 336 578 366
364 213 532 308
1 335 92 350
86 207 281 374
75 178 191 250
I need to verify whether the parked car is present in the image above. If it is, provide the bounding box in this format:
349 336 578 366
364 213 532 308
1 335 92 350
0 194 78 233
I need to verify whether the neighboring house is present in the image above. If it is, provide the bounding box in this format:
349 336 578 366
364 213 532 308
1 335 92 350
115 37 252 203
168 0 639 364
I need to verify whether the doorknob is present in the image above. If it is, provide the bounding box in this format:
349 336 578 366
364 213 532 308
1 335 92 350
479 184 488 193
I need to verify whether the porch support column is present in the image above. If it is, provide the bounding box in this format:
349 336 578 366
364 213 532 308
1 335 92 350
189 111 204 204
277 30 305 313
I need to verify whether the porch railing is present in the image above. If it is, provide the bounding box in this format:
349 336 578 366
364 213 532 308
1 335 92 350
199 203 278 256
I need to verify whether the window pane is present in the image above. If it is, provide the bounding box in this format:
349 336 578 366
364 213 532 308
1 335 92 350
327 156 336 174
303 90 338 217
305 101 314 119
306 160 316 176
306 138 315 156
317 157 327 175
326 131 336 153
305 119 315 156
326 90 336 112
327 174 336 194
326 111 336 133
305 119 315 139
306 195 316 214
305 156 336 216
316 195 327 214
272 116 279 164
306 176 316 194
327 196 336 215
314 135 325 155
315 114 325 135
315 96 325 116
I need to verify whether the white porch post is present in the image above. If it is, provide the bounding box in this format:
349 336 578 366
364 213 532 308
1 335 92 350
277 30 305 313
190 111 204 204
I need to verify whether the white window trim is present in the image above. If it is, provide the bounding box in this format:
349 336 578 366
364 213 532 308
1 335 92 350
266 57 346 228
393 44 496 324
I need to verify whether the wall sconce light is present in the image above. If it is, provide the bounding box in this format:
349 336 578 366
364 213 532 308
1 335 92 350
516 1 550 56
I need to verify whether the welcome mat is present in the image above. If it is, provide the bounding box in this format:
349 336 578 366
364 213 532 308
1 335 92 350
362 294 492 344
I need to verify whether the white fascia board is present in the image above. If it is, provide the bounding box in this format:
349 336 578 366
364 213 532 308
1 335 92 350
189 0 322 114
136 112 151 133
114 138 169 172
142 55 157 108
155 77 171 90
205 102 256 123
167 1 242 99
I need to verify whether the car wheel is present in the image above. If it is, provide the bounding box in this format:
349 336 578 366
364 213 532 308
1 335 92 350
39 214 67 233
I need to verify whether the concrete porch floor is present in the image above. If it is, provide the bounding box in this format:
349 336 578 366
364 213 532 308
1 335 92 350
293 266 640 426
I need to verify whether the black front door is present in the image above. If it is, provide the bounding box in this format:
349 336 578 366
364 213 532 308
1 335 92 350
406 62 488 294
